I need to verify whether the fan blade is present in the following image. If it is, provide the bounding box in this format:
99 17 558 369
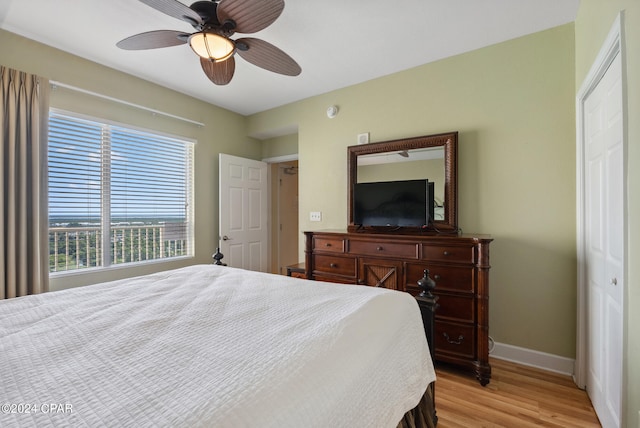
117 30 189 50
217 0 284 33
236 38 301 76
139 0 203 26
200 56 236 85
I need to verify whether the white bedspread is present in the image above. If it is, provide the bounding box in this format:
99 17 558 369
0 265 435 427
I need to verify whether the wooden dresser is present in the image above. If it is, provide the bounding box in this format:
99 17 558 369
304 230 493 385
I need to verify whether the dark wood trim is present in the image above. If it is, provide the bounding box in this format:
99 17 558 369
415 270 439 363
474 239 492 385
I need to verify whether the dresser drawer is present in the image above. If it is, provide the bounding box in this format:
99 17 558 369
313 254 356 277
422 244 474 263
349 240 418 259
313 236 346 253
313 275 357 285
433 294 474 322
406 263 474 293
435 322 475 359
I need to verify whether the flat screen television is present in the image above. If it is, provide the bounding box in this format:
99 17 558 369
353 179 435 227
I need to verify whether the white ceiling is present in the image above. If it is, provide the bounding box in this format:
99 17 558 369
0 0 579 116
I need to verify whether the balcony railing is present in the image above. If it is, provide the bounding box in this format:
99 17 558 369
49 223 188 273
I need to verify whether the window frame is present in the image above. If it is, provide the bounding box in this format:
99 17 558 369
48 108 196 276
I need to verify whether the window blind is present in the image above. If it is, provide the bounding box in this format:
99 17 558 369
48 111 194 272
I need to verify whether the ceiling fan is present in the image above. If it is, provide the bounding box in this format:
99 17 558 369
117 0 301 85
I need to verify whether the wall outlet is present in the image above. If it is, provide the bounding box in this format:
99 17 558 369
310 211 322 222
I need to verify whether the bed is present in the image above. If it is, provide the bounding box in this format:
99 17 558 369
1 264 436 427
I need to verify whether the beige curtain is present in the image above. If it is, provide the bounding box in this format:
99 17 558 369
1 66 50 299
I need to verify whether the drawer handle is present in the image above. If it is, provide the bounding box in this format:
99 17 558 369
443 333 464 345
325 243 332 247
434 274 441 281
443 251 450 256
329 263 337 268
376 246 383 251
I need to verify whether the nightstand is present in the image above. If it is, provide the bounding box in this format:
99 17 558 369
286 262 306 278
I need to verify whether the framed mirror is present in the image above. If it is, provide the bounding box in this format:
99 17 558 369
347 131 458 233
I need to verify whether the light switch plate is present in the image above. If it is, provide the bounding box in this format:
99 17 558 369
357 132 369 145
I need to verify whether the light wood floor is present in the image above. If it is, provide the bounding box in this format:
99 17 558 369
434 358 601 427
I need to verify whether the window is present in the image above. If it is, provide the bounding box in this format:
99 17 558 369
48 110 194 273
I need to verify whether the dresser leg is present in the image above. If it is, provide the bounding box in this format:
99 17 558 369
474 362 492 386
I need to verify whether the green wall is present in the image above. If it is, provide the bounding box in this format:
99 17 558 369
261 133 298 159
250 24 577 359
575 2 640 426
0 29 262 290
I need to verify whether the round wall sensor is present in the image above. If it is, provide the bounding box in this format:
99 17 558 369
326 105 339 118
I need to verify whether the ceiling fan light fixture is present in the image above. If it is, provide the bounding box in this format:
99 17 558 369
189 32 235 61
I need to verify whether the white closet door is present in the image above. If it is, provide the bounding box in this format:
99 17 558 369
584 51 624 428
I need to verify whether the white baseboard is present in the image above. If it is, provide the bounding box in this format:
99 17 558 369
491 341 575 376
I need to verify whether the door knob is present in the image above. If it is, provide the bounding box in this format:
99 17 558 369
222 235 231 241
610 277 618 285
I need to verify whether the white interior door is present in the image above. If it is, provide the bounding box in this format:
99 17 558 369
219 153 268 272
583 51 624 428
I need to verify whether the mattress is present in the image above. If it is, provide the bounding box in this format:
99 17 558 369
0 264 435 427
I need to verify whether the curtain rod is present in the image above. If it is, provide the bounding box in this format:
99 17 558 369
50 80 205 127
